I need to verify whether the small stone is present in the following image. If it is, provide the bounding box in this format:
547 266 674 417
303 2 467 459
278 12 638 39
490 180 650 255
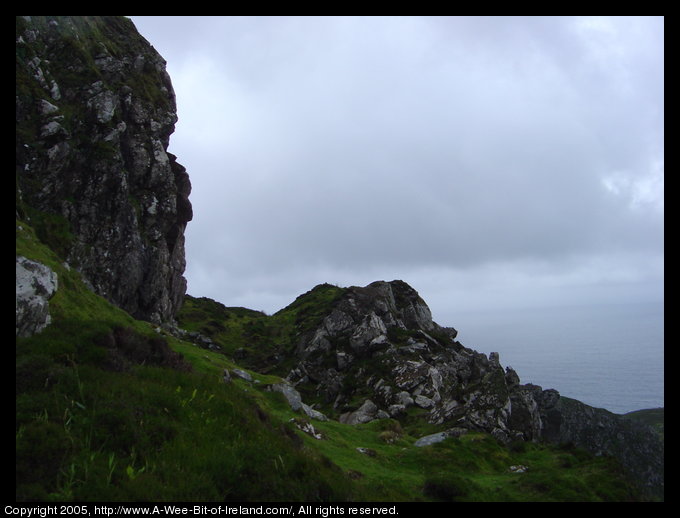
356 447 377 457
232 369 253 382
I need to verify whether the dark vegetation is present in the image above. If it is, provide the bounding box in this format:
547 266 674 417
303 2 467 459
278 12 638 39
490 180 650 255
623 408 664 441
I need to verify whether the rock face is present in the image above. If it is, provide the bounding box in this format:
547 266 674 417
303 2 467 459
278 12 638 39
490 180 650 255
16 255 58 337
542 396 664 498
16 16 192 323
286 280 546 442
284 280 663 498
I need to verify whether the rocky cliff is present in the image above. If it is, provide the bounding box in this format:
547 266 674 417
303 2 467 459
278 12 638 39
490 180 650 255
16 16 191 324
272 280 663 498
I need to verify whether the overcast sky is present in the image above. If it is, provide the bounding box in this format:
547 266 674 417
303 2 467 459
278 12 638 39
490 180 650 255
129 16 663 324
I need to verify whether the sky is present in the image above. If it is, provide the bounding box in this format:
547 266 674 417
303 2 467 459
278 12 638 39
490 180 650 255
129 16 663 325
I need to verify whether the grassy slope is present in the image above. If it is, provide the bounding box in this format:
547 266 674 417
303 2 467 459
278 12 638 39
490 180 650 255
16 220 351 502
177 291 644 502
16 220 644 501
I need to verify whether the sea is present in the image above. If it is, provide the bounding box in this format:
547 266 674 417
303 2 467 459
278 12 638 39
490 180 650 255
449 301 664 415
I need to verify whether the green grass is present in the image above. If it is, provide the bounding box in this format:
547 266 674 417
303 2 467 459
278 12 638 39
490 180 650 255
16 219 352 502
16 218 644 501
177 284 346 376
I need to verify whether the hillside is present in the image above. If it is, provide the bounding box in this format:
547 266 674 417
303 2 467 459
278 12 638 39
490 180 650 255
177 287 664 500
16 15 662 503
16 221 646 501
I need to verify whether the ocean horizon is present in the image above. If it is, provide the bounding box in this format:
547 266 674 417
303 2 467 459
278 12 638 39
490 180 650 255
448 301 664 415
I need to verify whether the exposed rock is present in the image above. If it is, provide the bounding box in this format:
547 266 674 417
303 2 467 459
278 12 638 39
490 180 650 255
414 427 468 447
301 404 329 422
539 396 664 499
232 368 253 382
16 256 58 337
395 391 414 407
339 399 380 425
356 447 377 457
16 16 192 324
271 382 303 411
387 404 407 418
269 382 328 421
414 394 434 409
279 279 663 498
290 418 324 440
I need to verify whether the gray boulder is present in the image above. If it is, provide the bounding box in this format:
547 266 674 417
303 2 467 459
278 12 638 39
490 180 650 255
414 427 468 447
231 368 253 382
269 382 328 421
339 399 380 425
16 256 58 337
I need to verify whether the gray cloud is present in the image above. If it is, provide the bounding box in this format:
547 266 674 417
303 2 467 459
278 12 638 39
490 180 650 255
130 16 663 317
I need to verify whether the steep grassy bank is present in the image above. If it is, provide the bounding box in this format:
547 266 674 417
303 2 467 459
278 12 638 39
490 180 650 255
16 220 352 501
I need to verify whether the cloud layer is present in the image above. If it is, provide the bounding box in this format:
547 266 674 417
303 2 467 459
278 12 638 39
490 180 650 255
131 16 663 319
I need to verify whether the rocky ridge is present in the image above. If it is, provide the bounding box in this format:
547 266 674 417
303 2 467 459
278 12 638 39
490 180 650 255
277 280 663 498
16 16 191 324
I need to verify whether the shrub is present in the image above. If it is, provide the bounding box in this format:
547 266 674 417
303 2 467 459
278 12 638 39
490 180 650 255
378 430 400 444
423 473 477 501
97 326 192 372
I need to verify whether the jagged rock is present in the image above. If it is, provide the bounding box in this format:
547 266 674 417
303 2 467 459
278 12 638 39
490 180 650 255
16 16 192 324
290 418 324 440
395 391 414 407
16 256 58 337
540 396 664 499
349 312 388 354
279 279 663 498
339 399 380 425
505 366 520 388
489 351 500 367
414 395 434 409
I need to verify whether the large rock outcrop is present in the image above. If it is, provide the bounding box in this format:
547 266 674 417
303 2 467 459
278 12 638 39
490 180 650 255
16 16 192 323
286 281 547 442
283 280 663 498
